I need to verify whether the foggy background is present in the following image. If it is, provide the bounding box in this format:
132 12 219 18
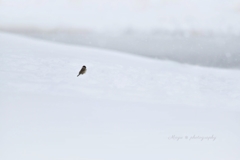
1 0 240 68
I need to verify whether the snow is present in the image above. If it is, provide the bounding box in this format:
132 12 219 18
1 32 240 160
24 32 240 69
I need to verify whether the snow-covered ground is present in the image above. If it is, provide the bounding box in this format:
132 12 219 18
1 1 240 159
23 31 240 69
1 32 240 160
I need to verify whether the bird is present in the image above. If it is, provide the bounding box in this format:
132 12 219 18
77 65 87 77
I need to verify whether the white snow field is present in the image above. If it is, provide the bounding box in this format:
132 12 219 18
0 32 240 160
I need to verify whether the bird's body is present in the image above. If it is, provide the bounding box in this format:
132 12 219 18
77 65 87 77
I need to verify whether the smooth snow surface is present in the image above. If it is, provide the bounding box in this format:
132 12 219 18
0 32 240 160
24 32 240 69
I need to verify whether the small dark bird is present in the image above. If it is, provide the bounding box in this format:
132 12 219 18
77 65 87 77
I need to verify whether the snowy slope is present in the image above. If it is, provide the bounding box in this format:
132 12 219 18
0 32 240 160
